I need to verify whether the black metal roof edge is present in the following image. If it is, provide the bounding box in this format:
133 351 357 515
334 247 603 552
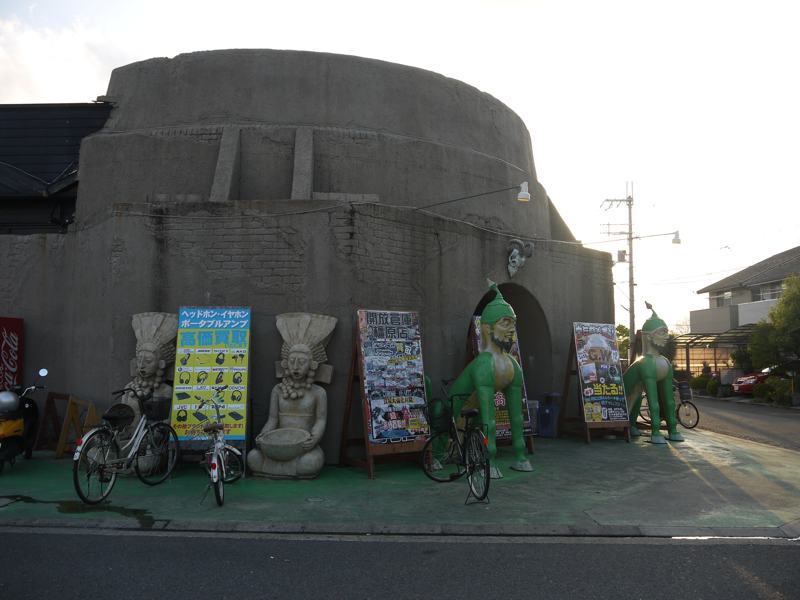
0 102 111 108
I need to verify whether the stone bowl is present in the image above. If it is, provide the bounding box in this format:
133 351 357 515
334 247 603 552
263 428 309 461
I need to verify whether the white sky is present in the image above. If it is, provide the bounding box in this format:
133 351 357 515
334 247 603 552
2 0 798 331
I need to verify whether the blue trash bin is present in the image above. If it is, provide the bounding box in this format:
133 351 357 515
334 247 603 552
537 393 561 438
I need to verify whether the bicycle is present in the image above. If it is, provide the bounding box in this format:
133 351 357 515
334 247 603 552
421 387 491 504
639 380 699 429
195 385 244 506
72 388 180 505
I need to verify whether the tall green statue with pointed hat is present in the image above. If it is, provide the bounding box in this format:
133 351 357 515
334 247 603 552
623 302 684 444
443 280 532 478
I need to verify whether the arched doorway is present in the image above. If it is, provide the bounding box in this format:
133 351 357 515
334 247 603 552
471 283 553 402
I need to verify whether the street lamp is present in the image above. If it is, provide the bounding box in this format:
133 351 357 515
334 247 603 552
601 192 681 364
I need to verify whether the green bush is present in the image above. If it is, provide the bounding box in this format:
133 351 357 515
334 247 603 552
706 378 719 396
690 375 710 391
753 382 771 400
766 377 792 406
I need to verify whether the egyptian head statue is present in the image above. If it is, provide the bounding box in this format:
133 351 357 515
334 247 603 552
127 312 179 401
276 312 338 393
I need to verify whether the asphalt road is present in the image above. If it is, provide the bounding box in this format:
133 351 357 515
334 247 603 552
1 528 798 600
691 396 800 451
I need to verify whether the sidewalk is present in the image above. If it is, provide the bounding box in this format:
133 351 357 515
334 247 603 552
694 390 800 409
2 429 799 538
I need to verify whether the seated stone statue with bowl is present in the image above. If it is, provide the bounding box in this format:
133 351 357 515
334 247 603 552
247 313 337 479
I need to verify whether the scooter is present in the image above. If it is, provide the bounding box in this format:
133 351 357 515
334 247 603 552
0 368 47 473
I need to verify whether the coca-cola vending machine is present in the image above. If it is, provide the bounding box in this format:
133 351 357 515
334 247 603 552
0 317 24 391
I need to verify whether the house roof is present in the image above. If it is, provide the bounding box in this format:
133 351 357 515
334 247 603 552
673 323 758 348
696 245 800 294
0 103 112 199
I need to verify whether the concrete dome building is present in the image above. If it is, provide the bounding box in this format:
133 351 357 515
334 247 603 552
0 50 613 459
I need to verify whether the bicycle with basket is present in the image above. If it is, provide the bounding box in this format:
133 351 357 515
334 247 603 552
72 388 180 504
638 379 699 429
194 384 244 506
421 381 491 504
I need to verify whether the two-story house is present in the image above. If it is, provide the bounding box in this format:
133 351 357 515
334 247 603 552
672 246 799 378
691 245 800 333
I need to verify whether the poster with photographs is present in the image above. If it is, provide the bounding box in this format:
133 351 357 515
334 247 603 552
471 316 536 437
573 322 628 423
170 307 251 447
357 309 430 444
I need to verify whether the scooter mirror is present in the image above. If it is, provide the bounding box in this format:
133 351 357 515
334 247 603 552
38 368 48 377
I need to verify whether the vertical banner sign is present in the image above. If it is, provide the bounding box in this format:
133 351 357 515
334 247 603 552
170 307 251 448
572 322 628 423
471 316 535 436
0 317 24 391
357 310 430 443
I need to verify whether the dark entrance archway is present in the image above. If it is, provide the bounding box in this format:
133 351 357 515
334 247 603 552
471 283 553 402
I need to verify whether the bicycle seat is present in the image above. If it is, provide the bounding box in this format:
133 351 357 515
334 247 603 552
102 403 135 430
202 422 224 433
461 408 479 419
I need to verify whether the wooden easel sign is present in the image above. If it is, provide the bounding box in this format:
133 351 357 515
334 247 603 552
570 322 630 442
340 309 430 477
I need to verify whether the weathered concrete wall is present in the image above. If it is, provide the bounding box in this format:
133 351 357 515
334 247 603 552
93 50 549 238
0 50 614 462
102 50 534 171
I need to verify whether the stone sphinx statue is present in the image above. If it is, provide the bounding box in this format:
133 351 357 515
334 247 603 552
121 312 178 420
623 302 684 444
247 312 337 479
447 281 532 479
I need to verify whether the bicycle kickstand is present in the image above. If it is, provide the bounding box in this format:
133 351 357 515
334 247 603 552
199 483 212 505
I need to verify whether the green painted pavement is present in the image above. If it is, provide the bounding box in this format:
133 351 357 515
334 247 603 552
1 430 799 535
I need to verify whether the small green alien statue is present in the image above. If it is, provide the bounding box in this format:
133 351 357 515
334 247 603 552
623 302 684 444
448 281 532 478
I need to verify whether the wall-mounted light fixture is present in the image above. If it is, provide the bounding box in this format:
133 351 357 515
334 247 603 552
417 182 531 211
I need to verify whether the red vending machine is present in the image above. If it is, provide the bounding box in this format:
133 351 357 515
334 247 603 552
0 317 24 390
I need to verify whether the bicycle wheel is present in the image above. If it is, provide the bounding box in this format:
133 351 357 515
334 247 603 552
73 429 119 505
677 401 699 429
465 429 490 501
421 431 465 483
213 475 224 506
135 422 180 485
222 445 244 483
638 395 651 425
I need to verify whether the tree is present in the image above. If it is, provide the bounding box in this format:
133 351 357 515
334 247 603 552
616 324 629 360
663 334 678 362
748 322 781 370
768 275 800 359
747 275 800 369
730 348 753 373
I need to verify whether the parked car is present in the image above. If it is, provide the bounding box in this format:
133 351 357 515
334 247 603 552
731 372 769 395
732 362 797 395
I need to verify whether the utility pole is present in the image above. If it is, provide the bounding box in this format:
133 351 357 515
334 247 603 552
601 185 681 365
602 185 635 364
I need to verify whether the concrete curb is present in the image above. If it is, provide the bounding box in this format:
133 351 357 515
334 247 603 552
1 516 796 539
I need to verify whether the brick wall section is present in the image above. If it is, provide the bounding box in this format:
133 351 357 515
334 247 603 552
144 126 223 143
159 208 307 297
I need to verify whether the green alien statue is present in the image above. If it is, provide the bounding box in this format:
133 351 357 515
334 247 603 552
623 302 684 444
448 281 533 478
